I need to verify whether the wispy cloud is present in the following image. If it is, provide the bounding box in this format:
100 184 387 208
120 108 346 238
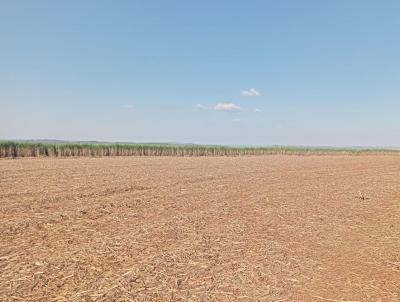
195 103 208 110
196 103 241 112
213 103 241 111
241 88 261 97
254 108 262 112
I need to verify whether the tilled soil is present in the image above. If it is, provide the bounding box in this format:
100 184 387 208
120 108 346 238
1 155 399 301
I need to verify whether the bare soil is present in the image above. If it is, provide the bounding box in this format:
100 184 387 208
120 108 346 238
1 156 399 301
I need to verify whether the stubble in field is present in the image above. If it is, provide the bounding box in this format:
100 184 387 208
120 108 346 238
1 155 400 301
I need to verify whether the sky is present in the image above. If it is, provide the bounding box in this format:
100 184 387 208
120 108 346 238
1 1 400 146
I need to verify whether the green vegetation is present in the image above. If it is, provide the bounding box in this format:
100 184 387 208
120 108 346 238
0 141 396 158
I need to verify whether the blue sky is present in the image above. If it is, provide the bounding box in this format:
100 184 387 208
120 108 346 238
1 1 400 146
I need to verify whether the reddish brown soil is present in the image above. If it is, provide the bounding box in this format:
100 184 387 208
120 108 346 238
1 156 399 301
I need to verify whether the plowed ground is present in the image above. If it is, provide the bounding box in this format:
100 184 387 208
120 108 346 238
1 156 400 301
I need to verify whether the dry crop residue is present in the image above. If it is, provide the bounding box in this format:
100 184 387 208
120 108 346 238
1 156 400 301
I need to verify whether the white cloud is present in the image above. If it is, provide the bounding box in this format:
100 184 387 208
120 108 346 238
254 108 262 112
195 103 208 110
213 103 241 111
195 103 241 112
241 88 261 97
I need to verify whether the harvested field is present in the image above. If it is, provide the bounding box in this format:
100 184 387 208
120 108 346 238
1 155 400 301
